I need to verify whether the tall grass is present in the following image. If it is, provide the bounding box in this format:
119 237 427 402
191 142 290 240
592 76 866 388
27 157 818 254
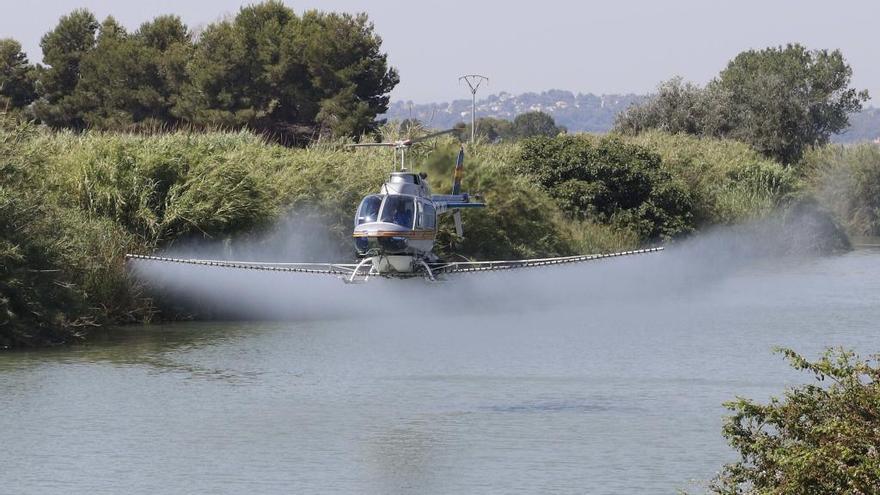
625 131 799 225
802 143 880 237
1 119 848 347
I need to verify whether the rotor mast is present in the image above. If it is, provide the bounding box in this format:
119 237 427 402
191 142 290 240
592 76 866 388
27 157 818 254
459 74 489 144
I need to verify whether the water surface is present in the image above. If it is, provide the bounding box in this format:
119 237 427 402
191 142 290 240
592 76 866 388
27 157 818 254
2 249 878 494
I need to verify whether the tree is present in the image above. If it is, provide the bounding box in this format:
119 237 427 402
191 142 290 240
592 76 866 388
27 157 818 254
179 2 398 142
33 9 99 128
26 3 397 141
135 14 190 52
293 10 399 138
711 347 880 494
0 39 36 113
718 44 868 164
69 15 192 129
614 44 868 165
132 15 192 125
72 17 140 128
452 117 514 142
512 111 563 138
177 1 298 130
614 77 731 137
474 117 514 142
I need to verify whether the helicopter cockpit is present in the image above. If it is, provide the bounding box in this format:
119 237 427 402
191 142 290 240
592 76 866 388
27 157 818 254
353 193 436 258
380 195 416 228
355 194 382 225
355 194 431 230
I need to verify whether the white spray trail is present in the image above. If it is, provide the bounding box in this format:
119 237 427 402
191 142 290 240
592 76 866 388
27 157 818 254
129 207 845 322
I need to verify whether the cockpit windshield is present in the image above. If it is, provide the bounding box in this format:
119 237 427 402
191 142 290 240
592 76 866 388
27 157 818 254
380 195 416 228
356 195 382 225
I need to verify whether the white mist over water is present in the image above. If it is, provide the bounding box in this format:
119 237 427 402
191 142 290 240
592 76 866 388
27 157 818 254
130 209 844 322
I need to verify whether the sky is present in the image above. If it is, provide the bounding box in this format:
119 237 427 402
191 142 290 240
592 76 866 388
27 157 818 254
3 0 878 103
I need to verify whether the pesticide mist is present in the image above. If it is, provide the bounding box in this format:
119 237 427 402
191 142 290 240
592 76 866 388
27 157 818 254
130 205 849 323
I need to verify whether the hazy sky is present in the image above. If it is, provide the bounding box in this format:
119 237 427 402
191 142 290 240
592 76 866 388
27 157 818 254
4 0 878 103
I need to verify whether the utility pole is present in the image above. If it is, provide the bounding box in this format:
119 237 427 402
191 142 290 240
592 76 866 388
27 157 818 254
458 74 489 144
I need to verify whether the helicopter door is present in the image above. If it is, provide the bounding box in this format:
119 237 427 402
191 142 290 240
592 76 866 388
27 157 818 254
380 195 416 229
417 200 436 230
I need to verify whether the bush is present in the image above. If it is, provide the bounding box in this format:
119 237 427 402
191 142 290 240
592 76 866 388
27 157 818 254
516 134 695 241
614 77 730 137
712 348 880 494
512 111 564 139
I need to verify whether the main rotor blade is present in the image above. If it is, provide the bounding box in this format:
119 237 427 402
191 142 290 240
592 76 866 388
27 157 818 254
409 125 463 143
345 142 397 147
348 124 465 149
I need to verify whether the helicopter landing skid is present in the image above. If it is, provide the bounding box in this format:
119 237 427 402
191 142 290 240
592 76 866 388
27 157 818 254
345 255 439 283
346 257 377 283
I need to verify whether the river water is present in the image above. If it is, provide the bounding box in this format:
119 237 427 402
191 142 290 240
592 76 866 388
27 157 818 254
1 248 878 494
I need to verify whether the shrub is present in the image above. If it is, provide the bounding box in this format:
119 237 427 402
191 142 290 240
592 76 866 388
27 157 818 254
516 134 695 241
712 348 880 494
409 141 636 259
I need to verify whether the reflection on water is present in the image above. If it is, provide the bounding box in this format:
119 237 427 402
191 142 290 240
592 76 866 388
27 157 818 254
1 322 272 384
1 249 879 494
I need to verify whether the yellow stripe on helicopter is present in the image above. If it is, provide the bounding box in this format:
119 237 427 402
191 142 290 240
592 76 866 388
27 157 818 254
352 230 436 240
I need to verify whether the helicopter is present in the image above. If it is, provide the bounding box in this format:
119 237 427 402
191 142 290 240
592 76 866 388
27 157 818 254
126 127 662 282
348 127 487 278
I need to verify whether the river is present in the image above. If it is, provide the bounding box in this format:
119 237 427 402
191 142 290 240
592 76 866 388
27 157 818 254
1 247 878 494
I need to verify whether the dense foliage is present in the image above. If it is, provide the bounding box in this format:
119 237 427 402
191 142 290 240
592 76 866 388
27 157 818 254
2 113 866 348
613 78 729 137
802 143 880 237
0 39 36 113
516 135 694 240
711 348 880 494
1 2 398 143
616 44 869 164
0 119 645 347
0 120 139 347
628 131 798 225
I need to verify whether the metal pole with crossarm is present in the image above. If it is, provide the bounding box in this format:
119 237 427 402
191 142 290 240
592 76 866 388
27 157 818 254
458 75 489 144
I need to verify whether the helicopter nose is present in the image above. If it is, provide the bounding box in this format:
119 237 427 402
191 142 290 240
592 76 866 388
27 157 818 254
353 223 412 254
353 233 408 254
355 236 369 252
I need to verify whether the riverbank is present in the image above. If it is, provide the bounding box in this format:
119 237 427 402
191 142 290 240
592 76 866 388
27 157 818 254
1 117 872 347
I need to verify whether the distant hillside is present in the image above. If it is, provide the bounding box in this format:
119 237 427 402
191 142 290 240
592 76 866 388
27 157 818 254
833 107 880 143
384 90 645 133
384 89 880 143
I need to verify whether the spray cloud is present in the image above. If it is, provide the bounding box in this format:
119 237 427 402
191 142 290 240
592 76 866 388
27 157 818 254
130 206 847 322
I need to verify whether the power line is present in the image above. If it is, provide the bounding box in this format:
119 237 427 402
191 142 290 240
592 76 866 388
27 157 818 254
458 74 489 144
